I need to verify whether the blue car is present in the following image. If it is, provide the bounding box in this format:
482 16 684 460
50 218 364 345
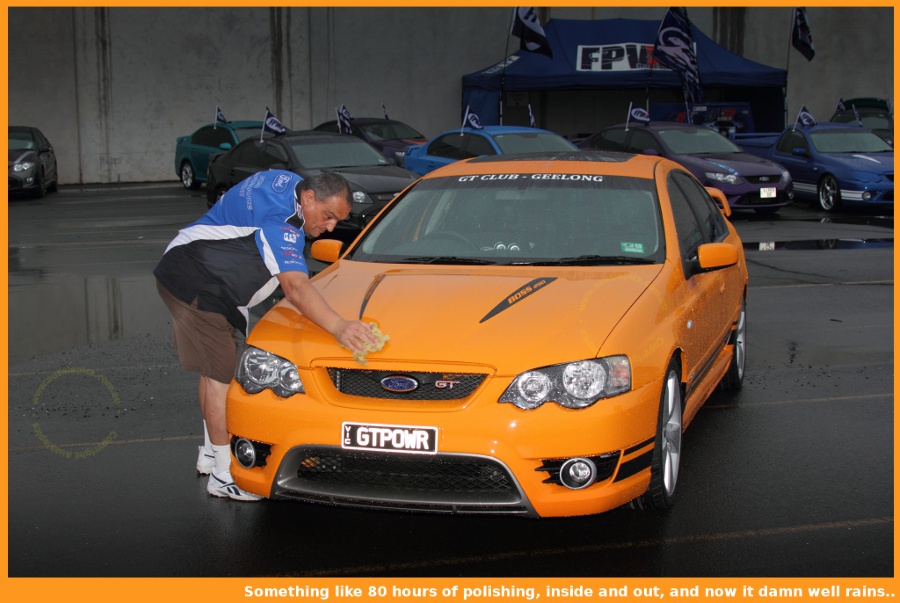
766 123 893 211
403 125 577 176
174 121 280 189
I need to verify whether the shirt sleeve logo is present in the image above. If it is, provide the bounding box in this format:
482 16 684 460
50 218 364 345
271 173 293 193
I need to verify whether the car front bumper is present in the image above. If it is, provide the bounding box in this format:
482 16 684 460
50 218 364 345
226 366 662 518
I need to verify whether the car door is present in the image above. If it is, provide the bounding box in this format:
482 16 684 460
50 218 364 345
35 129 57 182
771 129 818 192
220 139 270 187
666 170 739 402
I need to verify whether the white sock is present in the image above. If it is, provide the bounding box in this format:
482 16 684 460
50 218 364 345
202 421 212 453
212 444 231 475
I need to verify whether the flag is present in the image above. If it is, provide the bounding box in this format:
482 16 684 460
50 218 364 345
262 107 287 140
510 7 553 58
625 102 651 130
836 98 846 113
528 103 535 128
791 8 815 61
382 103 389 120
653 7 703 102
215 106 228 128
851 103 863 127
337 104 353 134
461 106 483 131
793 105 816 130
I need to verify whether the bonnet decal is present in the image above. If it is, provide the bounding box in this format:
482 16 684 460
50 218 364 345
479 277 557 323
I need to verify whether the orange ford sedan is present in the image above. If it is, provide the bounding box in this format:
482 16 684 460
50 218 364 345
226 151 748 518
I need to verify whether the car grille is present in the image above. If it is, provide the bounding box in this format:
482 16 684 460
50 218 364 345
745 175 781 185
327 368 486 400
273 446 530 515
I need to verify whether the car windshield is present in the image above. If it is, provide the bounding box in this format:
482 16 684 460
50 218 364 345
347 173 665 266
289 138 393 169
656 127 743 155
9 131 35 151
492 133 576 154
832 113 892 130
810 129 893 153
361 121 424 141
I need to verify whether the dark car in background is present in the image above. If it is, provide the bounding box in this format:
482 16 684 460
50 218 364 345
9 126 58 198
580 122 793 214
175 121 285 190
403 125 578 176
206 131 419 241
830 97 893 147
313 117 427 165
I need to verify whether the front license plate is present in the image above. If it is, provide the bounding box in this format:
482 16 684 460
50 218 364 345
342 422 438 455
760 186 777 198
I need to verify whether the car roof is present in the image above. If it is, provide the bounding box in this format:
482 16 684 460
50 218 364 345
419 150 667 180
440 125 560 136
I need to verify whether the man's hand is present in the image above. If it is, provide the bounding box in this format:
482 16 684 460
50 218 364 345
332 319 381 354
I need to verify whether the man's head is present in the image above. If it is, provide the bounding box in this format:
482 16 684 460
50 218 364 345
296 172 352 237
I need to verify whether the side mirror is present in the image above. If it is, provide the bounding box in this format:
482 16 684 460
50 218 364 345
219 142 233 150
705 187 732 217
311 239 343 264
696 242 738 272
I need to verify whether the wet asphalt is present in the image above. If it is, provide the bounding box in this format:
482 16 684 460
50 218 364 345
6 184 894 577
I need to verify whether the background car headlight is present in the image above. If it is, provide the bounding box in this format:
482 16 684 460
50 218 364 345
781 169 792 183
235 346 304 397
705 171 743 186
352 190 373 204
13 161 35 173
499 356 630 410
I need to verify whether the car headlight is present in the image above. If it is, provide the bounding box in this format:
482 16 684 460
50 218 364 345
352 190 373 204
705 171 743 186
235 346 304 397
781 169 792 183
499 356 631 410
13 161 35 173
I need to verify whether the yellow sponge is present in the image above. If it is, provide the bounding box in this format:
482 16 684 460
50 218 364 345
352 322 390 365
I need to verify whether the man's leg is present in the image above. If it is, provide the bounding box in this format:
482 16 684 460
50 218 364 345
195 377 215 474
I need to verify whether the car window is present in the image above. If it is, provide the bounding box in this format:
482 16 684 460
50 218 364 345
229 139 265 165
9 130 35 150
427 134 489 160
349 174 664 265
463 134 497 157
671 171 729 243
315 122 341 133
667 174 706 265
627 130 663 154
656 127 742 155
589 128 627 152
262 142 289 167
493 132 575 154
364 122 424 140
775 130 808 154
288 138 391 169
192 126 218 147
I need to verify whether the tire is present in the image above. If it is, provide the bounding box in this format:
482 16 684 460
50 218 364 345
180 161 201 190
638 358 683 510
817 174 841 212
207 185 228 208
720 297 747 390
33 172 46 198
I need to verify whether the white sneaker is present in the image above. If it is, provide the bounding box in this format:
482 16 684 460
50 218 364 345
196 446 215 475
207 470 264 501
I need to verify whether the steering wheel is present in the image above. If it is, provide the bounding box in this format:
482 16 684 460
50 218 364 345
423 230 477 250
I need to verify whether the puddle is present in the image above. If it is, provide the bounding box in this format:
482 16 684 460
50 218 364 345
745 238 893 251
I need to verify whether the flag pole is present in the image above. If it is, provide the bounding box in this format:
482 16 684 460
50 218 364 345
500 7 516 126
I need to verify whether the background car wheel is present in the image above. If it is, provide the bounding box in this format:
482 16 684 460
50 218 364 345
637 358 683 510
720 297 746 390
33 172 46 198
817 175 841 212
207 185 228 208
180 162 201 190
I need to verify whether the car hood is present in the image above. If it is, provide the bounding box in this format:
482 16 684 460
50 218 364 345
251 261 664 374
320 164 418 193
819 151 894 174
673 152 783 176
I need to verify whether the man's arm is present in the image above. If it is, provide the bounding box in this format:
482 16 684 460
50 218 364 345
276 270 378 352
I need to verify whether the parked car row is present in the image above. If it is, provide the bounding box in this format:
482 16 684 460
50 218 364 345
9 125 58 198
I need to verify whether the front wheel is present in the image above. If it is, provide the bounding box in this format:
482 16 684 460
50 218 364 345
637 359 683 510
720 297 746 390
180 161 201 190
817 175 841 212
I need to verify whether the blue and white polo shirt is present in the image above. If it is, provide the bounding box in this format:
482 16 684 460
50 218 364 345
154 170 308 334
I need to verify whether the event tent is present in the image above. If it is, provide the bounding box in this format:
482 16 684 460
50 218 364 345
462 18 788 132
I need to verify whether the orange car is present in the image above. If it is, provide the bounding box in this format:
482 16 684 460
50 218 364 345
226 151 748 518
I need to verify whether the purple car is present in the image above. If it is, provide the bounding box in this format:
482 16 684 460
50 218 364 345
313 117 427 166
580 121 793 214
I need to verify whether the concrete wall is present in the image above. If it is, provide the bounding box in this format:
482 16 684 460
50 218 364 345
8 6 893 185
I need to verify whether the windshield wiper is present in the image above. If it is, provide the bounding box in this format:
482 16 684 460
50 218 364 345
391 256 497 265
522 255 659 266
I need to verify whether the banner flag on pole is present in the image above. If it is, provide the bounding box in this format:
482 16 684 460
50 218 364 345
652 7 703 103
338 105 353 134
791 8 815 61
510 7 553 58
262 107 287 141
